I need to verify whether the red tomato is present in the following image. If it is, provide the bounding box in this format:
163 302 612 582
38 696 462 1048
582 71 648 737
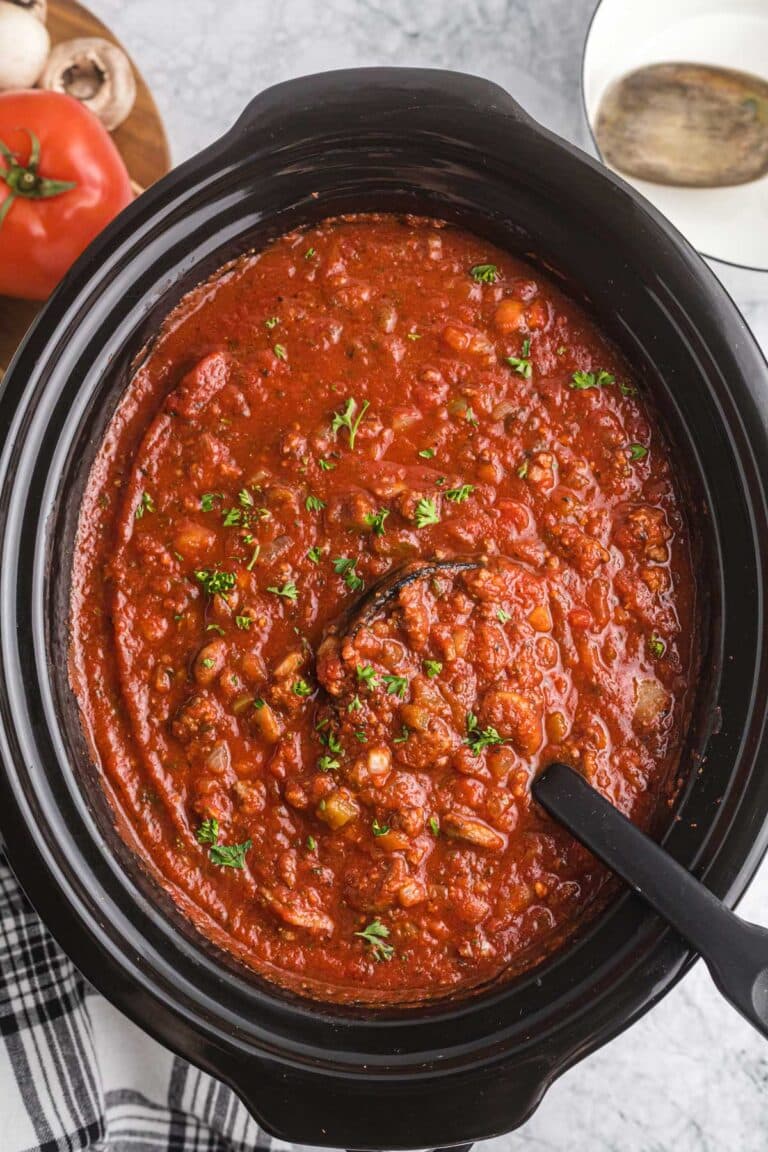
0 90 133 300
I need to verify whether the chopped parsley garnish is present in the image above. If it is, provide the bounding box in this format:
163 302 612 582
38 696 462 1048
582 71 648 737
306 835 317 851
382 674 408 699
209 840 252 869
372 819 390 837
333 555 364 592
332 396 370 450
418 448 436 459
267 581 298 601
348 695 363 713
253 698 266 710
465 407 478 428
245 543 260 571
628 443 648 461
206 623 225 635
318 754 340 772
196 819 251 869
293 678 312 697
239 488 255 508
195 568 236 597
235 615 252 631
326 731 342 755
307 545 323 564
201 657 215 669
222 507 241 527
497 607 511 624
357 664 379 688
318 458 336 471
355 919 394 962
355 730 367 743
649 635 666 659
196 818 219 845
414 497 440 527
470 263 498 284
407 331 421 341
570 369 615 390
506 338 532 379
364 508 389 537
305 246 316 259
428 816 440 837
423 659 443 678
465 711 506 754
265 316 279 329
619 381 638 397
517 460 529 479
445 484 474 504
200 492 221 512
274 343 287 360
305 494 326 513
135 491 154 519
393 726 410 744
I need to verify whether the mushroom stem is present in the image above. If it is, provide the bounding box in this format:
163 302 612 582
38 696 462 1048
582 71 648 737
40 37 136 132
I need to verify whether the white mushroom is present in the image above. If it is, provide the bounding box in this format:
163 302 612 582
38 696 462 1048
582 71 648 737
40 37 136 131
6 0 46 21
0 2 50 89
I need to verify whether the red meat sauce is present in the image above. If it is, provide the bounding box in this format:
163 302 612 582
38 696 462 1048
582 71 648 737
70 214 697 1003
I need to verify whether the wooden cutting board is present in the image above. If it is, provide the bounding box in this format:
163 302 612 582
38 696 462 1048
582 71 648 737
0 0 171 375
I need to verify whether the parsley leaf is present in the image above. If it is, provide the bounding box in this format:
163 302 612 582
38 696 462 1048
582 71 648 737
570 369 615 390
649 634 666 659
293 679 312 697
318 754 340 772
333 556 365 592
414 497 440 528
382 674 408 699
628 443 647 461
470 263 499 284
465 711 506 754
497 607 511 624
372 818 390 837
356 665 379 689
273 343 287 360
517 459 529 479
393 725 410 744
418 448 436 459
348 694 362 713
355 919 394 961
209 839 252 869
265 316 279 329
239 488 255 508
423 659 443 678
196 818 219 845
195 569 236 597
305 494 326 513
318 458 336 471
235 615 252 630
306 835 317 851
200 492 221 512
332 397 370 450
364 508 389 537
307 545 323 564
428 816 440 837
267 581 298 601
222 507 241 527
135 491 154 519
445 484 474 503
305 246 316 260
506 338 532 379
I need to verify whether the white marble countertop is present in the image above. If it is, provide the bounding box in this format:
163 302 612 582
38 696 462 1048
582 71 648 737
88 2 768 1148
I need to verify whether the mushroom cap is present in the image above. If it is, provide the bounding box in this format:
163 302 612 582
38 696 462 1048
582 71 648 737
6 0 47 21
40 36 136 132
0 3 50 89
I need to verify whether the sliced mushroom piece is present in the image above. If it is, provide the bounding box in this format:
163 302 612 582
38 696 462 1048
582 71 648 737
7 0 46 20
40 38 136 131
0 3 50 89
442 812 506 852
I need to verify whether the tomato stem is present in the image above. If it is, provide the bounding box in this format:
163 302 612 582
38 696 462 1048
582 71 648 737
0 129 76 230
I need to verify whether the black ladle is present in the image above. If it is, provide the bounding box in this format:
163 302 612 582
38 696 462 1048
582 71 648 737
534 762 768 1039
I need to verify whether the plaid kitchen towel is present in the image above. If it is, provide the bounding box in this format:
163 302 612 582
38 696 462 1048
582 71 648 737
0 851 274 1152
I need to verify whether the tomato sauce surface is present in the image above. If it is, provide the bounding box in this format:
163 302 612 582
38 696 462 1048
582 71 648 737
71 214 697 1002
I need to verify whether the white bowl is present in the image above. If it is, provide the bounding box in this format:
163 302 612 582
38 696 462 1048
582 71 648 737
582 0 768 272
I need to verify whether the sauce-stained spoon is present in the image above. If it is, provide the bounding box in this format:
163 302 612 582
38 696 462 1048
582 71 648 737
535 762 768 1040
595 62 768 187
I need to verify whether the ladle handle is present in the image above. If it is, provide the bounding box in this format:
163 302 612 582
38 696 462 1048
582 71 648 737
534 762 768 1039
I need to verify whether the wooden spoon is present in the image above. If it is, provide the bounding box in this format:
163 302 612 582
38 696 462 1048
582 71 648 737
595 62 768 187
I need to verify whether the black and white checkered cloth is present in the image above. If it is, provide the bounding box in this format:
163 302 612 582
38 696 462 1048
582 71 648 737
0 852 275 1152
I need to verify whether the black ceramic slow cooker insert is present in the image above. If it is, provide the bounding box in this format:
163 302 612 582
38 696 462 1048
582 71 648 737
1 69 768 1150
